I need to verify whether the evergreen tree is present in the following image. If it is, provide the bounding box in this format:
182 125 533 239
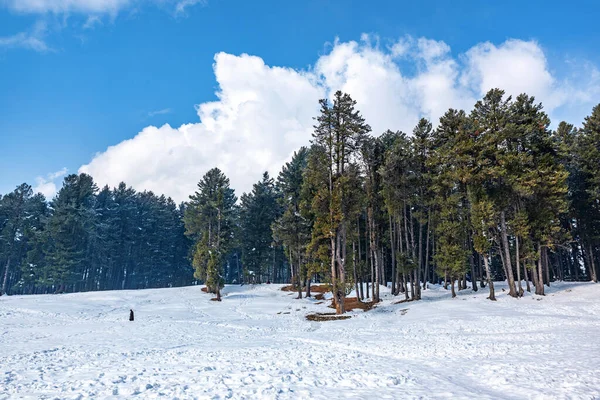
381 131 413 298
0 184 47 295
510 94 568 294
361 136 385 302
470 89 520 297
429 111 471 298
240 172 283 283
42 174 98 293
309 91 371 313
184 168 237 300
575 104 600 282
272 147 311 298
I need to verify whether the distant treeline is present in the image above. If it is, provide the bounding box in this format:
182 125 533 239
1 88 599 306
0 178 192 295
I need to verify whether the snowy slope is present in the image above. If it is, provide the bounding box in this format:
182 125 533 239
1 282 599 399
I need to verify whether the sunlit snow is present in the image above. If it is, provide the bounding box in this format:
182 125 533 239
1 282 599 399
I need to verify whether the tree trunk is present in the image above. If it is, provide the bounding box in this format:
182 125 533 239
589 244 598 283
368 208 379 302
483 252 495 301
524 261 531 292
478 253 485 288
296 251 303 299
1 258 10 296
417 221 423 297
574 243 581 281
443 270 448 290
330 233 338 309
536 244 545 296
335 229 346 314
423 212 431 290
470 252 478 292
450 278 456 298
543 246 551 287
515 236 523 296
403 202 410 259
352 241 360 302
500 210 518 297
390 215 396 295
358 217 364 300
359 276 364 300
396 216 403 295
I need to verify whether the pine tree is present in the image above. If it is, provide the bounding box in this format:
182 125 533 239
272 148 311 298
576 104 600 282
240 172 283 283
184 168 237 300
470 89 520 297
0 184 47 295
381 131 412 297
511 94 568 294
429 111 472 298
309 91 371 314
42 174 98 293
361 136 385 302
300 144 332 297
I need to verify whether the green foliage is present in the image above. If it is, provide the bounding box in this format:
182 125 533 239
429 110 471 280
272 148 311 286
0 174 192 295
185 168 237 294
2 90 598 298
240 172 283 282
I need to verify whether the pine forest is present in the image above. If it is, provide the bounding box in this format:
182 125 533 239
2 89 599 315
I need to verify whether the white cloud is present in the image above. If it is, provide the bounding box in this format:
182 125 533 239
0 31 49 52
417 37 451 61
0 20 50 52
78 36 600 203
2 0 133 15
48 167 68 180
82 15 103 29
1 0 205 15
33 168 68 199
175 0 205 14
461 40 556 105
148 108 172 117
1 0 207 50
80 53 324 202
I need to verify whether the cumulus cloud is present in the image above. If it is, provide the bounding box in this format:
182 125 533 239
33 168 68 199
80 53 324 202
78 36 600 203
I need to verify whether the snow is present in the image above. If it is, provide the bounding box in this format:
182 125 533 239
1 282 599 399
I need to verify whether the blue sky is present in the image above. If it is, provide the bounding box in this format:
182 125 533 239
1 0 599 201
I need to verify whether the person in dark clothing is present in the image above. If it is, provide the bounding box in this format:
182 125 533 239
129 309 134 321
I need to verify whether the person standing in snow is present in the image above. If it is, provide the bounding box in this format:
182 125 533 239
129 309 134 321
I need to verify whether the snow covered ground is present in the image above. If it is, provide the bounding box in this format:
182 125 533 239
1 282 599 399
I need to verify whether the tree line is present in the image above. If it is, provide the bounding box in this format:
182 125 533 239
2 88 599 311
0 178 192 295
185 89 600 313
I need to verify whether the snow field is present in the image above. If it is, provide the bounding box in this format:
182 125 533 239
1 282 599 399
